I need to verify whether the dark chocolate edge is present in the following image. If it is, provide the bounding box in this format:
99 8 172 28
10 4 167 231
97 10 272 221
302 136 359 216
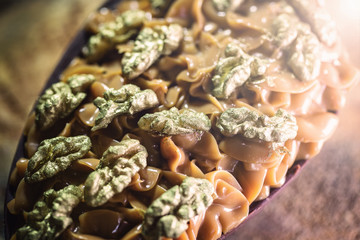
218 159 307 240
3 0 310 239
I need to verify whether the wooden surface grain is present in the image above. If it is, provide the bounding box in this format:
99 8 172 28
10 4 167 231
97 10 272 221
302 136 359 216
0 1 359 239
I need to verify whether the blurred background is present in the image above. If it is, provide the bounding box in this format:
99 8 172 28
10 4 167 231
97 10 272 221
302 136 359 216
0 0 359 239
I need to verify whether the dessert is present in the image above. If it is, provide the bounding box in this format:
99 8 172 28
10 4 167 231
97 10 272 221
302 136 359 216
5 0 358 239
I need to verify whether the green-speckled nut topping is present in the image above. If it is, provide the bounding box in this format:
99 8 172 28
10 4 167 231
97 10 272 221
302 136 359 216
150 0 173 12
211 42 267 99
84 137 148 207
66 74 96 93
142 177 214 240
211 0 243 12
16 185 82 240
270 13 321 82
287 25 321 82
287 0 337 47
83 10 147 62
271 13 298 49
212 0 231 11
25 136 91 183
121 24 183 79
216 107 298 142
35 82 86 130
138 107 211 135
92 84 159 131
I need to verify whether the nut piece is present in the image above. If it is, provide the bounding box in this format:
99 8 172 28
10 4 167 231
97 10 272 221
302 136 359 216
84 137 148 207
16 185 82 240
121 24 183 79
92 84 159 131
211 0 244 12
271 13 299 49
216 107 298 143
287 0 337 46
287 26 321 82
35 82 86 130
150 0 173 12
66 74 96 93
83 10 147 61
271 13 321 81
138 107 211 135
142 177 214 240
211 42 267 99
25 136 91 183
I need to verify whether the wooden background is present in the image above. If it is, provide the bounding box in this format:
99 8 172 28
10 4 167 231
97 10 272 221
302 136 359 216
0 0 359 239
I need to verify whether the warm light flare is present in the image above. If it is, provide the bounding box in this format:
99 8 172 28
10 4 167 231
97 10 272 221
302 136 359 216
326 0 360 67
338 0 360 20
